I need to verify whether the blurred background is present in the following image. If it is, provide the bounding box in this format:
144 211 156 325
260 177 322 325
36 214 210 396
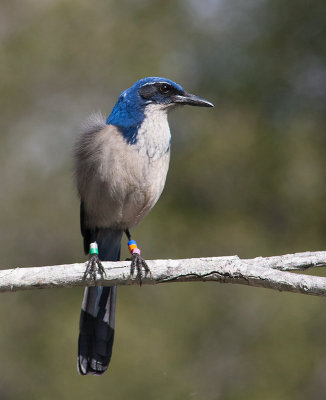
0 0 326 399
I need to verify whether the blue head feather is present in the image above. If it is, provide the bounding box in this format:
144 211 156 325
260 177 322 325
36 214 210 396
106 77 185 144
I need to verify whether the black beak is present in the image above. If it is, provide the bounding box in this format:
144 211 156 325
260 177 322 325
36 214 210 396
172 92 214 107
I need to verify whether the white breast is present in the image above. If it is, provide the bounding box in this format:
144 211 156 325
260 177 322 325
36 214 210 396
134 105 171 159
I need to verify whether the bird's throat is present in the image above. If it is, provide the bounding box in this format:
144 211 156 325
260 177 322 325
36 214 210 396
134 105 171 159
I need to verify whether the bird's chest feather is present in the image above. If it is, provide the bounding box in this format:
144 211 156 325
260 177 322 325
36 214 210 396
94 117 171 228
134 106 171 159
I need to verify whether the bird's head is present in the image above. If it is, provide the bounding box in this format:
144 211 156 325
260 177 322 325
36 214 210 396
120 77 214 110
107 77 213 143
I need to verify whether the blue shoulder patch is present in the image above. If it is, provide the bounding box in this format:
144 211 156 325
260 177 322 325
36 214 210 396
106 92 145 145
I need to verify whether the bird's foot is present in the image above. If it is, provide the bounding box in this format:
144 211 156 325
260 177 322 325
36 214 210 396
130 253 151 285
83 254 105 281
125 236 151 285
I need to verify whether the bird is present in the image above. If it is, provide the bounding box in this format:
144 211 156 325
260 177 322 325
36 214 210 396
74 77 213 375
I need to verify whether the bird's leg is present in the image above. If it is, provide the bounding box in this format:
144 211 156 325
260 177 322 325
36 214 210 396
83 241 105 281
125 229 150 284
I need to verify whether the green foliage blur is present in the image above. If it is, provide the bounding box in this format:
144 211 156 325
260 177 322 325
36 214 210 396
1 0 326 399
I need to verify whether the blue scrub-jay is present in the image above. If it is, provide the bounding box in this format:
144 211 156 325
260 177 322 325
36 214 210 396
74 77 213 375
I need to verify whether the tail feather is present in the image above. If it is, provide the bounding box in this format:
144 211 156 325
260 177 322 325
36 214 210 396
77 229 123 375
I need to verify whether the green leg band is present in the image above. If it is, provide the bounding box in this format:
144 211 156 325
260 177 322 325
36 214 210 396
89 242 99 255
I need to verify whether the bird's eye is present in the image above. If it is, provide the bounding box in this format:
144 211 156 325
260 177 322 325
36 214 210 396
159 84 171 94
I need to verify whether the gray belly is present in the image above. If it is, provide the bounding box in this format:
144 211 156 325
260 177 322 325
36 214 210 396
83 150 170 230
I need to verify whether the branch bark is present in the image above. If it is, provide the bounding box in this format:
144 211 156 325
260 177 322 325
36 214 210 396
0 251 326 296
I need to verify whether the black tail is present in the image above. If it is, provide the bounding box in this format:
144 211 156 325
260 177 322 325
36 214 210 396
77 229 123 375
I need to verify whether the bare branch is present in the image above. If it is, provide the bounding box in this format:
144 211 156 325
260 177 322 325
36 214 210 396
0 251 325 296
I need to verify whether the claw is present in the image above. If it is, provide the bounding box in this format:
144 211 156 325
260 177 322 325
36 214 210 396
130 253 151 285
83 253 105 281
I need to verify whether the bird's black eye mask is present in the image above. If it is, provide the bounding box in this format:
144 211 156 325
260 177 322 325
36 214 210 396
139 82 183 100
